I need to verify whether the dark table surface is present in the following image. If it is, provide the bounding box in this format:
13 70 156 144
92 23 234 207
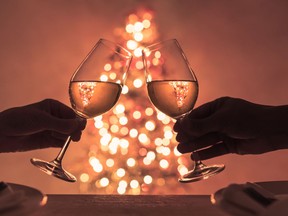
6 181 288 215
37 194 228 216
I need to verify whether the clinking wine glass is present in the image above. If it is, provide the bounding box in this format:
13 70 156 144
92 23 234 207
142 39 225 183
31 39 132 182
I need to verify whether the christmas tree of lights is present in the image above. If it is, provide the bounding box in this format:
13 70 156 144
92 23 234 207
73 7 191 195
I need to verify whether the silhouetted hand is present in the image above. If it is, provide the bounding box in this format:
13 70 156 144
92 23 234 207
0 99 86 152
174 97 288 160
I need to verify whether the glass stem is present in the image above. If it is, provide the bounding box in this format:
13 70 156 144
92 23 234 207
54 136 72 165
193 151 205 170
194 160 205 169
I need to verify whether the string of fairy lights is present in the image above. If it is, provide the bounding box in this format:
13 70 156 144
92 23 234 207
72 7 191 195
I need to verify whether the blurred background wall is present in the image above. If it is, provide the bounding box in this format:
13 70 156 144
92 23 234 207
0 0 288 195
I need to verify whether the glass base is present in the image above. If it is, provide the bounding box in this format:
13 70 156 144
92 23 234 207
179 163 225 183
30 158 77 183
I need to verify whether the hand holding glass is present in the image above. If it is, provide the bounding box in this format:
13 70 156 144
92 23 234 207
31 39 132 182
142 39 225 182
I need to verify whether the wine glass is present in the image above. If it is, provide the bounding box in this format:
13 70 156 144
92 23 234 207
142 39 225 183
31 39 132 182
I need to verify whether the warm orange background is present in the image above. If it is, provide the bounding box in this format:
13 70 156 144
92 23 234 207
1 0 288 195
